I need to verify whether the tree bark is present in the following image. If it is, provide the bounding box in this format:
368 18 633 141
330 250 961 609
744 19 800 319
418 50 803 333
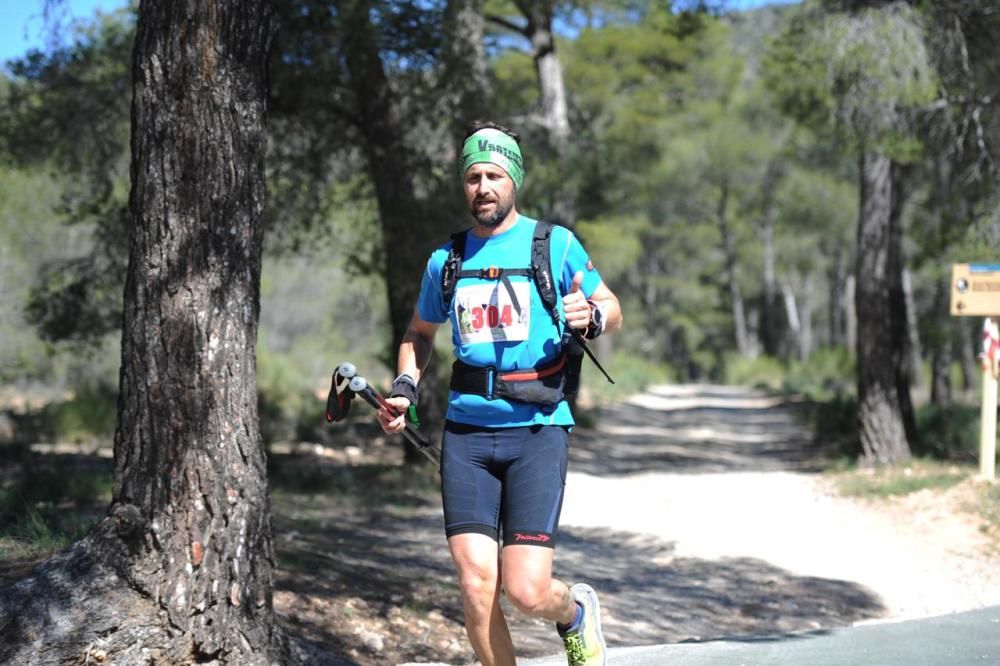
760 213 779 357
856 150 910 464
888 161 918 448
0 1 304 663
782 282 801 358
800 275 815 361
902 269 923 388
512 0 576 230
442 0 490 133
757 160 783 357
930 280 954 405
717 181 751 357
845 272 857 354
828 248 849 348
958 317 978 395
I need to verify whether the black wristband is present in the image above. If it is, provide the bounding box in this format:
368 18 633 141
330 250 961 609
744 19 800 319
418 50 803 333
390 373 418 406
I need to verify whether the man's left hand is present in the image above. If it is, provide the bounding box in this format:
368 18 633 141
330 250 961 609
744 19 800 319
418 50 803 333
562 271 591 330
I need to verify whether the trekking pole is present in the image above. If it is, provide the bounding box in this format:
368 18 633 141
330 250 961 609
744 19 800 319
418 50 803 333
563 324 615 384
325 362 440 466
347 375 441 468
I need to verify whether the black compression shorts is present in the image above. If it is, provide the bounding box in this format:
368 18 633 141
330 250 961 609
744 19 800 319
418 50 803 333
440 421 569 548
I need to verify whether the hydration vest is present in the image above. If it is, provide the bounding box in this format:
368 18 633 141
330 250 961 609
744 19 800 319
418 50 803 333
440 220 582 406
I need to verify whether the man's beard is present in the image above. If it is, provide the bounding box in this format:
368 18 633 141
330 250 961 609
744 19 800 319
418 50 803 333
471 193 514 228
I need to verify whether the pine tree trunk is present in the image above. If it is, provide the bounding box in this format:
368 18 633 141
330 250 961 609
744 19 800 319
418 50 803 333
0 2 309 663
801 275 815 361
513 0 576 230
341 0 444 460
443 0 490 132
856 150 910 465
760 216 779 356
888 161 918 448
930 278 954 405
959 317 977 394
828 248 849 348
845 272 857 354
718 182 751 357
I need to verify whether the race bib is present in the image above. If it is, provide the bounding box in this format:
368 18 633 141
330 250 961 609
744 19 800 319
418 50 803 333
454 281 531 345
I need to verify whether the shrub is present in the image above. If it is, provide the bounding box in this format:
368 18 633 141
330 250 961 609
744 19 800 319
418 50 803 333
723 353 786 390
582 350 675 406
42 384 117 442
914 403 985 463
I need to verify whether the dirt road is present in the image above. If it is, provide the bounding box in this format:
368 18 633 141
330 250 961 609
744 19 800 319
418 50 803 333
275 384 1000 665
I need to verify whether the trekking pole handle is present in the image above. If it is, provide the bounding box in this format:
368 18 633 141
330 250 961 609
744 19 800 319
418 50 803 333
348 376 433 449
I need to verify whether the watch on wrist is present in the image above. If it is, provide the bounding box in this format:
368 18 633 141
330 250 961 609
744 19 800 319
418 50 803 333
585 300 607 340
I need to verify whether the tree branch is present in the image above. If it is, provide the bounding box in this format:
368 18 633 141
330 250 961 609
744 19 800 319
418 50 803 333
486 14 529 38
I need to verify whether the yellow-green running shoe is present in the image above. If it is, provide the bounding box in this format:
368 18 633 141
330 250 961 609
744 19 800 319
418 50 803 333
559 583 607 665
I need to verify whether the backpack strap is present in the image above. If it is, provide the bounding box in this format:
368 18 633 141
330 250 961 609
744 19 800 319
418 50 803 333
440 221 558 321
530 221 559 322
440 229 468 311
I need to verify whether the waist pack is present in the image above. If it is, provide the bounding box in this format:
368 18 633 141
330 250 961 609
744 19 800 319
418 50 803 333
450 335 584 407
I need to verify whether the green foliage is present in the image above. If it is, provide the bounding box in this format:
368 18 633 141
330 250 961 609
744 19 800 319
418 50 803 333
582 350 676 406
723 354 787 390
1 8 134 345
0 455 112 559
914 403 986 463
724 347 855 398
805 394 859 456
766 1 937 152
42 384 118 442
804 396 994 465
256 248 390 443
833 460 968 498
2 0 998 467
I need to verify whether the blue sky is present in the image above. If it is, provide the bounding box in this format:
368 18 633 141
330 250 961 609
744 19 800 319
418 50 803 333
0 0 128 66
1 0 801 66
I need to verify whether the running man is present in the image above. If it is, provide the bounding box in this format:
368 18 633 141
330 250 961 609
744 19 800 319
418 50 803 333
377 120 623 665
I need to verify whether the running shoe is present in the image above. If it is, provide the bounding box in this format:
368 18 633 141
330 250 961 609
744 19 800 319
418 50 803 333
558 582 607 666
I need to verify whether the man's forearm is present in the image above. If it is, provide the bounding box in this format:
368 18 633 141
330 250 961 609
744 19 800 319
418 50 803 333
397 327 435 383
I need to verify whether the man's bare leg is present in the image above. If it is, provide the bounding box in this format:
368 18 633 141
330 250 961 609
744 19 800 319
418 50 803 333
501 544 578 624
448 533 516 666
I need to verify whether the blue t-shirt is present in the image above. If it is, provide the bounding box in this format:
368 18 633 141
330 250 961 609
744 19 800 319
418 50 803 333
418 215 603 427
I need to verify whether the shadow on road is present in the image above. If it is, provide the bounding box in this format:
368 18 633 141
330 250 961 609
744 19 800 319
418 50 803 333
572 385 839 476
272 482 885 664
507 525 884 657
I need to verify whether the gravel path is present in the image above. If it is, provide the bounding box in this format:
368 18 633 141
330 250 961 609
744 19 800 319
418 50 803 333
277 383 1000 664
561 384 1000 624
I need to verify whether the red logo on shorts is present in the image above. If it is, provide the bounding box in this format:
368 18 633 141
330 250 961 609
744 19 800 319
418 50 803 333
513 532 551 543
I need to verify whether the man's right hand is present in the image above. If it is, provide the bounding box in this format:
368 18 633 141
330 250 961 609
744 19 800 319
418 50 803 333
376 396 411 434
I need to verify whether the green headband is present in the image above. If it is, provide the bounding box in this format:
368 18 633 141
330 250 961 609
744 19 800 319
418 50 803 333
461 128 524 190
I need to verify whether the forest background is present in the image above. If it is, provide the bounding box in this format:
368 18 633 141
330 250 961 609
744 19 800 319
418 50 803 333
1 0 998 501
